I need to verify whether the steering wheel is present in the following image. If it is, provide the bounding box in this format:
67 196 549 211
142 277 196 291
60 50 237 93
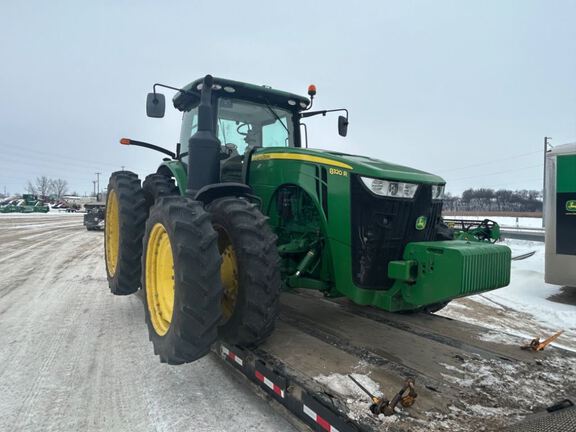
236 122 250 136
236 122 259 146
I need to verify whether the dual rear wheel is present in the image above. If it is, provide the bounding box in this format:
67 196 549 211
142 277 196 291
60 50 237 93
104 171 281 364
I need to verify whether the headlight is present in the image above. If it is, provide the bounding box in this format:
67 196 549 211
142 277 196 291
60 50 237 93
432 185 445 200
360 176 418 198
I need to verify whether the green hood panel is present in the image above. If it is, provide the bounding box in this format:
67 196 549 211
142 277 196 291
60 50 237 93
253 147 445 184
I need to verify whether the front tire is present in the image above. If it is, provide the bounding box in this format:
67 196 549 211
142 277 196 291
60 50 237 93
104 171 147 295
142 196 223 364
207 197 281 347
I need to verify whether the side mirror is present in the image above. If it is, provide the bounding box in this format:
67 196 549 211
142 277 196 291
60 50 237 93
146 93 165 118
338 115 349 137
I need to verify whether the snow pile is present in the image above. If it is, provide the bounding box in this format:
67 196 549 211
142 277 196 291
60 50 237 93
408 353 576 432
315 372 383 401
314 373 402 427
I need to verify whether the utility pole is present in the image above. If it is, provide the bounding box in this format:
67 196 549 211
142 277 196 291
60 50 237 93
95 172 101 200
92 180 97 198
543 137 552 228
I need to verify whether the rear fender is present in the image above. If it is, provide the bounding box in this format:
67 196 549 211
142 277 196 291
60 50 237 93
194 183 256 205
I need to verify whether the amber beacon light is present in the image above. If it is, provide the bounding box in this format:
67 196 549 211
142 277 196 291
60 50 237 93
307 84 317 97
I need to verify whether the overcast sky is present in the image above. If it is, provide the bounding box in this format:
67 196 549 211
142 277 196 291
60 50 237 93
1 0 575 196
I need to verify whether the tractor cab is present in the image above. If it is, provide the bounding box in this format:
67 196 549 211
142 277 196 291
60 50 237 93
128 76 348 188
176 78 306 149
176 79 307 145
172 78 309 182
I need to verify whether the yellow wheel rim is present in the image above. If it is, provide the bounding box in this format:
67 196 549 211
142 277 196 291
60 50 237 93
105 190 120 276
217 228 238 322
146 223 175 336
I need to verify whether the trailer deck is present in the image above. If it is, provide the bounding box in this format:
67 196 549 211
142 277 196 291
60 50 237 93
215 290 576 431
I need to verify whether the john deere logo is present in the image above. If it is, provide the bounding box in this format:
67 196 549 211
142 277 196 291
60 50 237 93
415 216 427 230
567 200 576 212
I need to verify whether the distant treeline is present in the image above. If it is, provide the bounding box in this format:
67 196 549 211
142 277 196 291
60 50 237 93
443 188 542 213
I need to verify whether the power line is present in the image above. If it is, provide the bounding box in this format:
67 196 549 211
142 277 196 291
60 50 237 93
446 163 543 182
0 154 112 173
437 149 541 174
445 176 542 192
0 143 125 169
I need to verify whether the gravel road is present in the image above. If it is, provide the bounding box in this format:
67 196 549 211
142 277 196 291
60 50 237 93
0 214 296 432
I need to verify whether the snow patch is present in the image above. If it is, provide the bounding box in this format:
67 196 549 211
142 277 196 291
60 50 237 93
440 238 576 351
315 373 383 400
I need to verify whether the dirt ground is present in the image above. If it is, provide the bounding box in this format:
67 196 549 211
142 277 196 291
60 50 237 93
0 214 296 432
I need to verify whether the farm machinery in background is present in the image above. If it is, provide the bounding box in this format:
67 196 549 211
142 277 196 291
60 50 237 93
441 217 501 243
0 194 49 213
83 202 106 230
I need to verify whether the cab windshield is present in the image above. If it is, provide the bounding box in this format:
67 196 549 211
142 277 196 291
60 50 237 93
216 98 294 154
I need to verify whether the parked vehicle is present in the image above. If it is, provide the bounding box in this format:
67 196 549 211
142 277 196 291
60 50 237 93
83 203 106 230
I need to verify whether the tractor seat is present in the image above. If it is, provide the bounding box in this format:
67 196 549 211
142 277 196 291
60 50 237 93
220 155 244 183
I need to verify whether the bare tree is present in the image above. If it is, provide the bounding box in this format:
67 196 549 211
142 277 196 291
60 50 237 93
26 176 51 198
25 181 37 195
50 178 68 198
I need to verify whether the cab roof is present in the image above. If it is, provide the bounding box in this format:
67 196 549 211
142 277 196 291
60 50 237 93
172 77 310 112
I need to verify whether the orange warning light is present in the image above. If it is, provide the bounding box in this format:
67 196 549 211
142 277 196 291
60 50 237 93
307 84 317 97
120 138 131 145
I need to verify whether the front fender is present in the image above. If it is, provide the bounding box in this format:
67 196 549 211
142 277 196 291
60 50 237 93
157 160 187 195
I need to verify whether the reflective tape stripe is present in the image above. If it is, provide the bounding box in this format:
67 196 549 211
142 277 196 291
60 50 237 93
255 370 285 398
221 346 244 367
303 404 340 432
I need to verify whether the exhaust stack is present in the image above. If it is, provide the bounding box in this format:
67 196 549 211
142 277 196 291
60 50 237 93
186 74 221 196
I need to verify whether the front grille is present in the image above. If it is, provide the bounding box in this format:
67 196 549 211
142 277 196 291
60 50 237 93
351 175 443 289
460 246 511 294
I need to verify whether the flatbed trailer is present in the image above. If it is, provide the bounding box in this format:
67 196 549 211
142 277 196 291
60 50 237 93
213 291 576 432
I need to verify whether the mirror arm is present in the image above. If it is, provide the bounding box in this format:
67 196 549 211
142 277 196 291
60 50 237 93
121 138 176 159
300 108 349 120
152 83 194 98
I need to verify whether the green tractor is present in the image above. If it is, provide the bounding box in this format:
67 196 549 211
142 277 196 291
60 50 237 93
0 195 50 213
104 75 511 364
21 194 50 213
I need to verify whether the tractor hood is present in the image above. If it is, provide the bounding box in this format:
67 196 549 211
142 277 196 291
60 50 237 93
252 148 445 185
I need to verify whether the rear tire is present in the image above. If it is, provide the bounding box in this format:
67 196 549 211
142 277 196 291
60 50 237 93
207 197 281 347
142 173 179 207
142 196 223 364
104 171 147 295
